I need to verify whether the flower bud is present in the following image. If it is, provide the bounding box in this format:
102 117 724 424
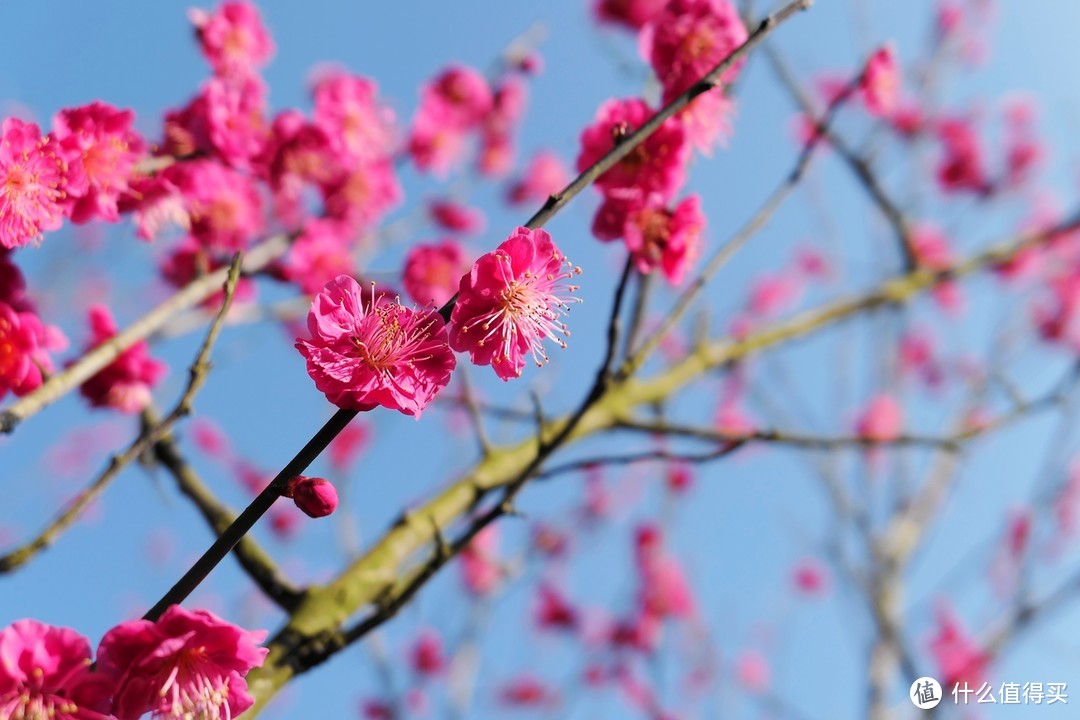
284 475 338 518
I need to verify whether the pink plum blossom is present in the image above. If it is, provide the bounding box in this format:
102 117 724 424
97 605 268 720
855 393 903 442
577 98 688 202
311 69 397 165
460 525 501 596
428 199 484 234
167 160 264 251
478 78 527 177
77 305 167 413
285 218 356 295
0 619 114 720
403 240 470 308
535 583 580 633
622 194 706 285
860 44 900 117
499 675 557 708
0 301 66 401
190 0 275 78
593 0 669 29
0 118 70 249
327 422 369 472
160 235 257 309
791 558 830 596
295 274 456 417
927 600 991 689
735 650 770 694
449 226 581 381
408 64 493 175
410 629 446 676
53 102 145 224
936 117 990 195
507 151 570 205
203 75 269 171
644 0 747 150
321 159 402 233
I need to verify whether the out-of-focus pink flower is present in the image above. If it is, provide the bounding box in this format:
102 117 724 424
791 557 830 596
535 583 579 633
634 525 694 620
622 194 706 285
507 151 569 205
168 160 264 251
0 118 69 249
0 301 66 401
855 393 903 442
284 475 338 518
1002 96 1042 188
461 525 501 596
498 675 557 708
748 271 803 318
328 422 369 472
296 275 456 417
898 329 943 388
160 235 257 309
428 199 484 234
593 0 668 29
928 600 991 689
120 174 190 242
311 70 397 165
321 159 402 233
577 98 689 202
735 650 770 694
408 65 492 176
861 44 900 117
644 0 747 151
203 75 269 171
97 605 268 720
936 117 990 195
192 417 233 462
410 629 446 676
403 239 470 308
891 100 926 137
260 110 342 213
53 102 145 224
667 463 693 494
478 78 527 177
532 523 570 558
285 218 356 295
0 619 114 720
911 222 953 270
795 245 831 280
78 305 166 413
269 505 301 540
450 226 581 381
190 1 275 77
360 699 394 720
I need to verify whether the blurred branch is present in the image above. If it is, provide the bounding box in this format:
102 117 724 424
0 253 244 574
150 427 305 610
763 44 919 269
243 207 1080 713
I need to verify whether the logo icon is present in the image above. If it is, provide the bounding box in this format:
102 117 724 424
911 677 943 709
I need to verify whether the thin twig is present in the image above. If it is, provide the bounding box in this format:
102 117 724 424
0 253 245 573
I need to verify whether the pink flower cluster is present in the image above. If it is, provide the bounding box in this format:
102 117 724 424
577 98 706 285
1 102 147 250
0 250 66 400
0 607 267 720
408 64 529 178
77 305 167 413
